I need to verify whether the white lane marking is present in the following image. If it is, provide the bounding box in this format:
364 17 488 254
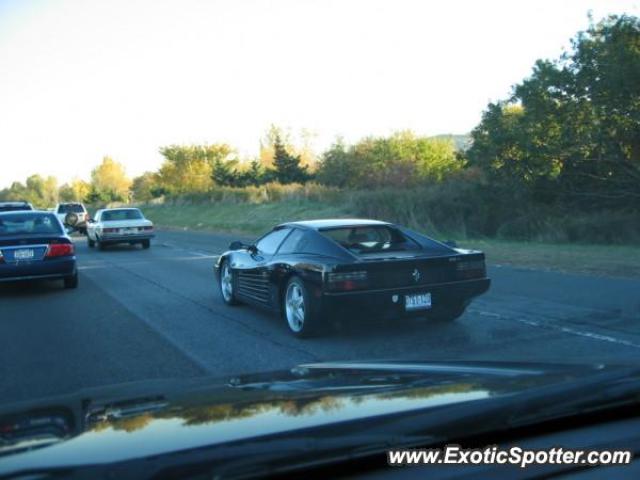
166 255 219 261
471 309 640 350
160 241 220 259
189 251 218 258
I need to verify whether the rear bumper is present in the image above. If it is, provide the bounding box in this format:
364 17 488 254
0 257 77 283
99 234 154 244
320 277 490 320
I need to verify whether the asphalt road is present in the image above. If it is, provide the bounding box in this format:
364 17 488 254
1 230 639 405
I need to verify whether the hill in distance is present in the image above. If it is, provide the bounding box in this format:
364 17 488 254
430 133 472 151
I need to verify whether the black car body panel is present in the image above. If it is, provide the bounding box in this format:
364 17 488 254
0 361 635 478
214 219 490 321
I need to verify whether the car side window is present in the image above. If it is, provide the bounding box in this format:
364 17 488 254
278 229 331 255
278 228 305 254
255 228 291 255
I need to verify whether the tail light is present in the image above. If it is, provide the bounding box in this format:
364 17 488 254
327 271 368 291
456 259 485 279
46 243 75 258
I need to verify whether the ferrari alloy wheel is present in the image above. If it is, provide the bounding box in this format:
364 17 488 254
284 277 320 338
285 282 305 333
220 261 239 305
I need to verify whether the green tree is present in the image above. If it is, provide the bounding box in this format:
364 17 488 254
316 139 356 188
59 179 91 202
468 15 640 209
131 172 160 202
272 134 309 184
317 132 461 189
90 156 131 202
259 125 290 168
211 157 240 186
156 144 234 194
245 159 265 185
58 184 75 202
0 181 28 202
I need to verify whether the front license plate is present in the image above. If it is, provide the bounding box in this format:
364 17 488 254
405 293 431 311
120 228 133 235
14 249 35 260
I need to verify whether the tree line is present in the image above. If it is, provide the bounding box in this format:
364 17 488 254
0 129 461 206
467 14 640 213
2 15 638 226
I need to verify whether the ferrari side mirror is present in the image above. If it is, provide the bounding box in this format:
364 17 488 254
229 241 244 251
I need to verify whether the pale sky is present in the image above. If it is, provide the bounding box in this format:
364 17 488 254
0 0 638 187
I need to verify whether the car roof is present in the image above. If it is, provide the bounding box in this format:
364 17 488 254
0 201 31 206
100 207 141 211
280 218 391 230
0 209 53 216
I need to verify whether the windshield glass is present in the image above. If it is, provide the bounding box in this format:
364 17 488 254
101 209 143 221
57 204 85 214
0 204 31 212
0 213 62 236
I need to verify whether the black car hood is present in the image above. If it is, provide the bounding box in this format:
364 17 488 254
0 360 636 477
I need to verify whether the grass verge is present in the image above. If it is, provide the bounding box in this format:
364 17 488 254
464 239 640 279
142 201 640 279
142 200 351 237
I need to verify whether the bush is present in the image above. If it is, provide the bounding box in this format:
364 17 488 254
345 177 488 239
160 182 340 206
139 179 640 245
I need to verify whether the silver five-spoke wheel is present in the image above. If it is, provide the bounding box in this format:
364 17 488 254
221 263 234 302
285 282 305 333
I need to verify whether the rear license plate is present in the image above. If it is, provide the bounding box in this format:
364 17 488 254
405 293 431 311
14 249 35 260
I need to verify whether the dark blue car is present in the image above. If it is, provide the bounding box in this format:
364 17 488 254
0 211 78 289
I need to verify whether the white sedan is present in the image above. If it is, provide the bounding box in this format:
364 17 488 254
87 208 155 250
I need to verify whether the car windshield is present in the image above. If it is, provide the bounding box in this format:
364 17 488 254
0 213 62 236
57 204 84 214
0 204 31 212
101 209 143 221
321 226 420 254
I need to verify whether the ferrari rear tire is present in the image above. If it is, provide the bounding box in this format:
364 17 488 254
219 260 240 306
283 276 322 338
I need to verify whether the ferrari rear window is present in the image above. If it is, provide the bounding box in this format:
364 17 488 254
320 226 420 254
